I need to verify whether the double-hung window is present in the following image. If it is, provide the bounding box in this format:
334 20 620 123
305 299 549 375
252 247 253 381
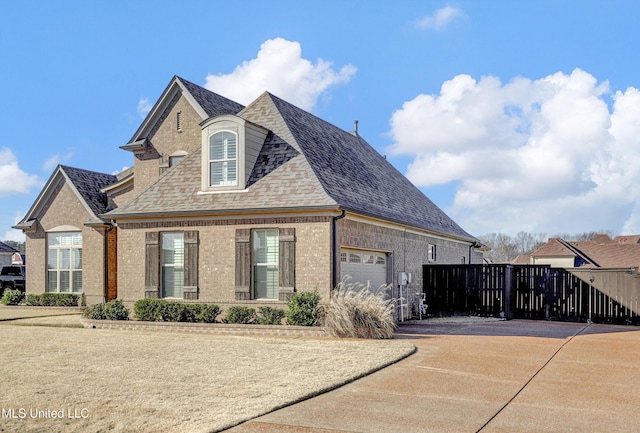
161 233 184 298
253 229 279 299
47 232 82 293
145 231 198 300
209 131 237 186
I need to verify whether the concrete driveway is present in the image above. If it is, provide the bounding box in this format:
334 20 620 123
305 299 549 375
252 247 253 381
224 320 640 433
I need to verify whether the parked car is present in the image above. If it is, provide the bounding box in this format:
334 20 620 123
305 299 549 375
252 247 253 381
0 266 26 294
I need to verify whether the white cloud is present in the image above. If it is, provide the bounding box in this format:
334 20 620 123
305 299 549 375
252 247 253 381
204 38 356 111
389 68 640 236
0 148 41 197
4 211 26 242
414 6 463 30
137 97 152 118
43 151 73 172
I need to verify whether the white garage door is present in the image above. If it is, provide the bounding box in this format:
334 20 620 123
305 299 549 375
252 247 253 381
340 250 388 295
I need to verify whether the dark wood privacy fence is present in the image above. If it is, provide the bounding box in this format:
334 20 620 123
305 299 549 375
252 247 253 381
423 264 640 325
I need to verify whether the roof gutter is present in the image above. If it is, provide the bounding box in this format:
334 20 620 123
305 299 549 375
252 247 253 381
332 209 347 289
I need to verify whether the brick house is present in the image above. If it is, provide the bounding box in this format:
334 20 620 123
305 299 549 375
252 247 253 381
15 76 482 318
0 241 19 268
528 235 640 268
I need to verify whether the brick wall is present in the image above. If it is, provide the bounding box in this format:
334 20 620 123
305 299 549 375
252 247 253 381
24 181 107 305
116 217 332 305
131 94 203 195
338 217 476 318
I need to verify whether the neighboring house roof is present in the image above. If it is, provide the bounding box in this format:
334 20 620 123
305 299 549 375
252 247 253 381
531 236 640 268
614 235 640 244
105 82 476 242
0 241 17 253
14 165 117 229
511 254 531 265
533 237 599 266
572 240 640 268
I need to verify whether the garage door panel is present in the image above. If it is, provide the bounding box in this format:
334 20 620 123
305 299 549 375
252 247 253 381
340 250 388 294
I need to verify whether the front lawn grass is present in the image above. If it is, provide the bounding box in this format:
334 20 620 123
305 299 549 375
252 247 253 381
0 321 414 433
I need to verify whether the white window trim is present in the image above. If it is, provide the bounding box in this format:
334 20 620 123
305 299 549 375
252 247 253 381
208 130 238 187
47 231 83 293
201 115 246 193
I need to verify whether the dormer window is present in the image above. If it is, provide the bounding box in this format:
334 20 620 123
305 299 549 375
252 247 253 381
209 131 237 186
200 115 267 193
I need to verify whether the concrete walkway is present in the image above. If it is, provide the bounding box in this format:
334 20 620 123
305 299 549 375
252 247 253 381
224 320 640 433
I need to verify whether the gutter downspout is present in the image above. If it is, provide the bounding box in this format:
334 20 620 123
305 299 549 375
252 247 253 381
469 241 482 264
332 209 347 290
103 221 115 304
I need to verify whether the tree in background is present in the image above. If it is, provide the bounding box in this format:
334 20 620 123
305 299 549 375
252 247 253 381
477 231 612 263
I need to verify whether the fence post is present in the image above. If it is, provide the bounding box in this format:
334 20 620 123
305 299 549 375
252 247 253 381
504 265 514 320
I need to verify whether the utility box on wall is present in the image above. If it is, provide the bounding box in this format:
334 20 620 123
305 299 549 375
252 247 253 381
398 272 412 286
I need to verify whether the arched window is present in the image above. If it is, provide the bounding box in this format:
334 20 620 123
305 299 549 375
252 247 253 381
209 131 237 186
47 231 83 293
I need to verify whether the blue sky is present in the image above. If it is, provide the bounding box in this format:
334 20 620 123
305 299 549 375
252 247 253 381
2 1 640 242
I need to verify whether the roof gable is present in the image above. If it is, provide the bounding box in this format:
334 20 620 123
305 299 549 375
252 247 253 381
125 76 244 147
14 165 117 229
105 78 476 241
532 238 577 257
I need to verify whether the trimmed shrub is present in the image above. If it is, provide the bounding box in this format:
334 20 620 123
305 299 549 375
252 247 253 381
56 294 79 307
84 303 107 320
31 293 79 307
1 289 24 306
134 298 163 321
225 306 256 324
196 304 221 323
257 306 285 325
159 302 186 322
133 299 221 323
286 291 320 326
104 299 130 320
320 281 396 339
25 294 40 306
39 293 57 306
85 300 130 321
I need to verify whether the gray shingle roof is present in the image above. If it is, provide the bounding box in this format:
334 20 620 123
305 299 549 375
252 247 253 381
60 166 117 217
265 93 475 240
177 76 244 117
106 80 476 241
0 241 17 253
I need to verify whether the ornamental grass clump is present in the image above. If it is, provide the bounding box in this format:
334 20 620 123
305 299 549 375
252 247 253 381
320 280 396 339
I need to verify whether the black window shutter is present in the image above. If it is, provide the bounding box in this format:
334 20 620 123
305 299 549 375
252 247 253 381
144 232 160 298
235 229 251 300
278 228 295 301
183 230 199 300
